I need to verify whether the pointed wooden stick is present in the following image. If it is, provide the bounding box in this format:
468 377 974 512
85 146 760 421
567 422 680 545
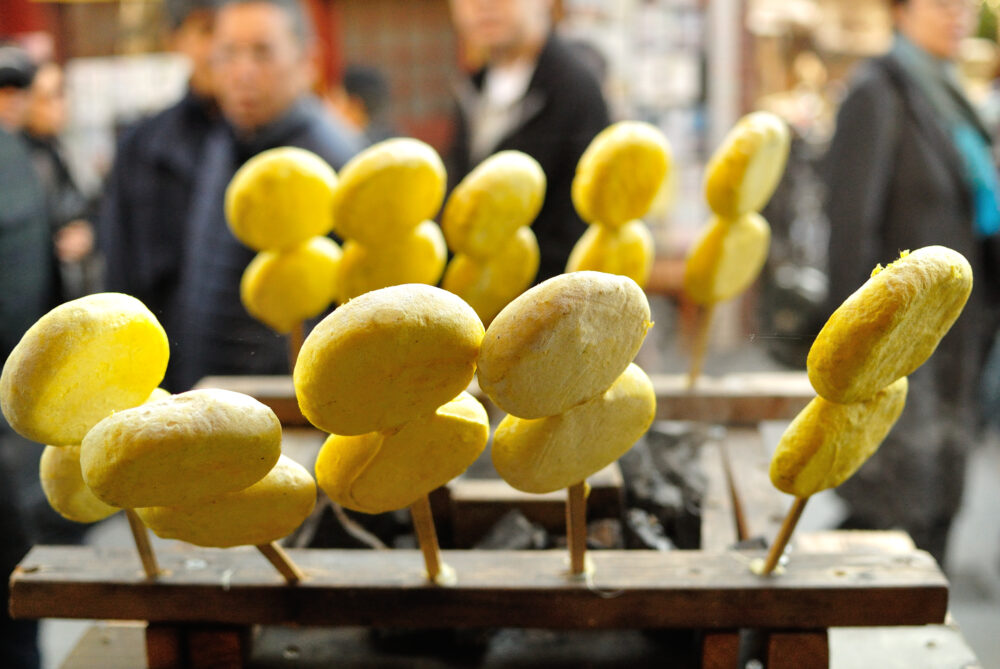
761 496 809 575
256 542 305 584
410 494 442 582
125 509 160 579
288 321 305 371
566 481 588 575
687 303 715 389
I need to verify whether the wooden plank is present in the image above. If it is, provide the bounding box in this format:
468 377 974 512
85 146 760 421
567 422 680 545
448 463 624 547
767 629 830 669
651 372 813 423
11 546 947 630
722 427 787 543
698 442 738 551
278 428 325 471
794 530 915 554
702 631 741 669
197 371 816 428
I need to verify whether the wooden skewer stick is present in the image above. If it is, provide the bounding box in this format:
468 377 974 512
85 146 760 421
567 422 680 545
566 481 588 575
125 509 160 580
410 494 443 582
256 542 305 584
686 303 715 389
288 321 305 371
760 496 809 575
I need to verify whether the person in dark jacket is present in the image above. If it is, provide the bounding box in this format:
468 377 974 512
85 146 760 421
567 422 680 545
169 0 360 390
447 0 611 284
0 43 47 669
98 0 222 390
24 61 99 298
822 0 1000 565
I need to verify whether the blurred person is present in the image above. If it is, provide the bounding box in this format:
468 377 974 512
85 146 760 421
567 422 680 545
97 0 222 390
447 0 611 283
0 42 47 669
823 0 1000 565
328 64 398 145
23 60 100 298
170 0 360 390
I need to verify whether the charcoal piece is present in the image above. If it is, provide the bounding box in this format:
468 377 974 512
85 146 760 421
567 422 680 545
586 519 624 549
625 507 674 551
475 509 549 550
619 423 708 549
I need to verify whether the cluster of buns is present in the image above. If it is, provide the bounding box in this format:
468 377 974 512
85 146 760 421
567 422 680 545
330 138 448 303
294 284 490 514
769 246 973 498
566 122 672 288
478 272 657 493
227 147 343 334
0 293 316 548
441 151 546 325
683 111 790 305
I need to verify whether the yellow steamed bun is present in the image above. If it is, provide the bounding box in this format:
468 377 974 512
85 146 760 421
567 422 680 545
682 212 771 305
571 121 672 227
80 389 281 508
441 226 540 326
807 246 973 404
566 220 654 288
294 284 485 436
441 150 545 260
704 111 790 218
40 445 119 523
315 392 489 513
240 236 342 333
769 377 908 497
331 138 446 245
0 293 169 446
137 454 316 548
225 146 338 251
477 271 652 419
337 220 446 303
492 364 655 493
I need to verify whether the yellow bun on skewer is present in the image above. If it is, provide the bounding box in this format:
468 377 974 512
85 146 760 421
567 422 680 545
331 138 446 245
441 150 545 261
225 146 338 251
442 226 540 326
571 121 672 227
566 219 654 288
40 445 119 523
137 454 316 548
0 293 169 446
769 377 908 497
492 364 656 494
240 236 342 333
294 284 485 436
704 111 790 218
477 271 652 419
682 212 771 305
808 246 973 404
336 220 447 304
315 391 489 514
80 389 281 508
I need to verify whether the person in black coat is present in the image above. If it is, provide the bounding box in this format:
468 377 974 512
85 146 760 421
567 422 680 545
447 0 611 284
822 0 1000 565
169 0 360 391
98 0 223 390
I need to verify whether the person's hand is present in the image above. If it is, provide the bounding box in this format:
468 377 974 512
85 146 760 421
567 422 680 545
55 220 94 263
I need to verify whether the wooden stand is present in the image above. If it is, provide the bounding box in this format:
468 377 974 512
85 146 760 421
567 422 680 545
25 371 955 668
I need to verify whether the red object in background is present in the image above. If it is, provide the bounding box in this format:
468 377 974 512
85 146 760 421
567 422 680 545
0 0 56 37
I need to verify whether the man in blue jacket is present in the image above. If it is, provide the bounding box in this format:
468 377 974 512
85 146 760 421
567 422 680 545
170 0 359 390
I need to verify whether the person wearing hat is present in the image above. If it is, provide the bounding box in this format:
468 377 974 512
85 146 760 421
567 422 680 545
0 42 46 669
97 0 223 391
